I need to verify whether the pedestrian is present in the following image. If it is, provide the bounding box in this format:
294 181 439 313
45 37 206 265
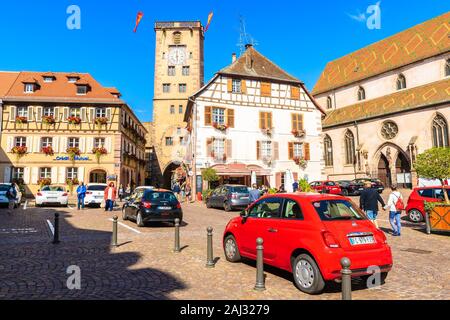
293 180 299 192
384 185 404 236
172 183 181 202
76 182 86 210
249 184 261 203
125 184 131 197
104 182 117 212
6 184 17 214
185 182 192 203
359 181 386 228
118 184 124 202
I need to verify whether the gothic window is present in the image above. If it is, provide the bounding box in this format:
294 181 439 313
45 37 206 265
432 114 449 148
396 74 407 90
445 59 450 77
357 86 366 101
344 130 355 165
381 121 399 140
326 96 332 109
324 135 334 166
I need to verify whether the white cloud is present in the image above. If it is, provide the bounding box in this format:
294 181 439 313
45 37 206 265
347 11 367 23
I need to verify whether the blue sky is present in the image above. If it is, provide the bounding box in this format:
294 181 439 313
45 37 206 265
0 1 448 122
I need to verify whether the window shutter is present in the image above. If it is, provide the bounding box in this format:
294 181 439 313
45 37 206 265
261 82 271 97
227 79 233 92
204 106 212 126
58 167 66 184
288 142 294 160
304 143 310 161
31 167 38 185
24 167 31 184
53 137 59 153
60 137 68 152
4 167 11 183
273 142 279 160
81 107 87 122
63 107 69 122
9 106 16 122
206 138 213 158
268 113 272 129
106 108 112 122
299 114 304 130
26 137 33 152
241 80 247 94
291 86 300 100
226 139 232 160
227 109 235 128
87 137 93 153
106 137 112 152
89 108 95 123
78 167 85 182
276 172 282 188
51 167 58 184
54 107 59 122
256 141 261 160
36 107 42 122
79 137 85 153
7 137 13 151
291 114 296 131
33 136 40 153
259 112 264 129
27 106 33 121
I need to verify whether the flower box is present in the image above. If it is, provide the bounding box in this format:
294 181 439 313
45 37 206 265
67 116 82 125
66 147 81 161
37 178 52 188
261 128 273 136
212 122 229 132
262 156 273 166
292 129 306 138
92 147 108 163
94 117 109 126
42 146 55 156
15 116 28 124
293 156 308 169
42 115 56 126
11 146 28 158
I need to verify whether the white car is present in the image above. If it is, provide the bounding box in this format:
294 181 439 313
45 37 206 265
84 183 108 207
35 186 69 207
0 183 23 208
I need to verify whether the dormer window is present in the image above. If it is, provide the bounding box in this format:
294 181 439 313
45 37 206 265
42 73 56 83
357 86 366 101
43 77 54 83
24 83 35 93
68 77 78 83
76 85 88 95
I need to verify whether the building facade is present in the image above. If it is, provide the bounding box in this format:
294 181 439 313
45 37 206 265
149 21 205 188
0 71 147 196
312 12 450 188
186 45 326 194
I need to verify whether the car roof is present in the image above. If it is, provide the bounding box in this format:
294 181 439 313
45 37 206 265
261 192 347 201
415 186 450 190
87 183 108 186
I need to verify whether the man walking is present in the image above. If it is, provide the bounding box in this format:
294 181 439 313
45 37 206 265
76 182 86 210
293 180 299 192
249 184 261 204
104 182 117 212
359 181 385 228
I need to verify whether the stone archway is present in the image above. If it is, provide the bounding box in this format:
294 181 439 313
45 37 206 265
162 161 186 190
373 142 411 187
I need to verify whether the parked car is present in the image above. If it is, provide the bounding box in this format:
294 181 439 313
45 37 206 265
122 188 182 227
84 183 108 207
35 186 69 207
309 181 342 195
223 193 393 294
352 178 385 194
336 180 361 196
406 186 450 222
0 183 23 208
206 185 251 211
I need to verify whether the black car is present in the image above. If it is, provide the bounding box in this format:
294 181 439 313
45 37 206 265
352 178 385 194
337 180 362 196
206 185 251 211
122 188 183 227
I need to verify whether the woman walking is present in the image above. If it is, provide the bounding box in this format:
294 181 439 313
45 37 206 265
104 182 117 212
384 185 404 236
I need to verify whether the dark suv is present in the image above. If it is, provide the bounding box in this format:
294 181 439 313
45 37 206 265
206 185 251 211
122 188 182 227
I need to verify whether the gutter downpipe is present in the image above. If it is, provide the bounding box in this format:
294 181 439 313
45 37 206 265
188 96 198 201
354 120 360 179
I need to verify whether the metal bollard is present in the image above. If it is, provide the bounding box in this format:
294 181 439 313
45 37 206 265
206 227 215 268
340 257 352 300
174 218 181 253
52 212 60 244
254 237 266 291
425 211 431 235
111 216 118 247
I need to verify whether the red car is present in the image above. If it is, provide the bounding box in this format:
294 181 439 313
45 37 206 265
223 193 393 294
406 186 450 223
310 181 342 195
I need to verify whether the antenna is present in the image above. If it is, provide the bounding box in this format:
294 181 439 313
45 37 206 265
237 15 258 54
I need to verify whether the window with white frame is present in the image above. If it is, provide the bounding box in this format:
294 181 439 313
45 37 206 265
43 107 54 117
396 74 407 90
77 85 88 95
94 138 106 148
68 77 78 83
39 167 52 179
95 108 106 118
68 138 80 148
69 107 81 117
232 79 241 93
12 168 24 181
212 108 225 125
24 83 35 93
293 142 303 158
15 137 27 147
67 168 78 180
41 137 53 148
213 139 225 158
17 106 28 118
43 77 54 83
261 141 272 158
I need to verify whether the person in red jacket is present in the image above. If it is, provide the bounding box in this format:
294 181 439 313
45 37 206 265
104 182 117 212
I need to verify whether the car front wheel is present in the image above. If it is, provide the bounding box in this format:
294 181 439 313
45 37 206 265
206 200 212 208
224 235 241 262
408 209 423 223
122 207 128 221
292 254 325 294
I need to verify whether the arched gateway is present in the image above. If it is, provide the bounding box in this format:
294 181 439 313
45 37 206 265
373 143 412 188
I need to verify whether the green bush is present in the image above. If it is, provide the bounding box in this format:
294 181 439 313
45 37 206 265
298 179 313 192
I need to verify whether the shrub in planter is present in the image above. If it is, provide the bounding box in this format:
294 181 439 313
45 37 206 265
94 117 109 126
42 146 55 156
15 116 28 124
42 115 56 126
11 146 27 160
37 178 52 189
212 122 229 131
67 116 82 125
66 147 81 161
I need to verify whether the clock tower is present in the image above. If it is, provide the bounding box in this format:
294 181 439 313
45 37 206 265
151 21 204 187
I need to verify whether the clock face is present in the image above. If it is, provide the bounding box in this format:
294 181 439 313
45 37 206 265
168 47 186 65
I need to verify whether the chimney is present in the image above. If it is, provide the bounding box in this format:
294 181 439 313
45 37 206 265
232 53 237 63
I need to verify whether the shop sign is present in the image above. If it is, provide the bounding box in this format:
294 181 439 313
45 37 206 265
55 156 90 161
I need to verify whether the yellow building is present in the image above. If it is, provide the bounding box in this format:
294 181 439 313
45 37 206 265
0 71 147 196
149 21 204 188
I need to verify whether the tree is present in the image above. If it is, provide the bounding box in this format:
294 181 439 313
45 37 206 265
201 167 219 189
414 148 450 203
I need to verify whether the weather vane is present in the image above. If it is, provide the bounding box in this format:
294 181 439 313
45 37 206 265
237 15 258 54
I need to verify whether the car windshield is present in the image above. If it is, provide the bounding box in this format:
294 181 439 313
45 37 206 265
231 186 249 193
87 185 107 191
0 185 11 192
42 186 64 192
144 192 177 202
312 200 365 221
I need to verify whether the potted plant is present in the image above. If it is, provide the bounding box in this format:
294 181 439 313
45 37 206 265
292 129 306 138
67 115 82 125
37 178 52 189
42 146 55 156
261 128 273 136
66 177 79 195
66 147 81 162
42 115 56 126
262 156 273 166
293 156 308 169
92 146 108 164
11 146 27 160
15 116 28 124
94 117 109 127
212 122 229 132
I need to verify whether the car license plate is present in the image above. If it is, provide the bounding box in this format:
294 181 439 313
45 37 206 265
95 196 103 199
349 236 375 245
159 206 172 210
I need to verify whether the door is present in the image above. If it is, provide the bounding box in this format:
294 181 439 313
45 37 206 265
238 197 283 261
209 187 221 207
128 189 144 219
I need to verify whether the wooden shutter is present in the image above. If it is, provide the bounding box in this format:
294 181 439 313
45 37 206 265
256 141 261 160
106 108 112 122
7 137 13 151
227 79 233 92
63 107 69 122
227 109 235 128
58 167 66 184
51 167 58 184
206 138 213 158
259 112 264 129
79 137 85 153
27 106 33 121
23 167 31 184
292 114 304 131
267 113 272 129
89 108 95 123
226 140 232 160
288 142 294 160
304 143 310 160
205 106 212 126
275 172 282 188
36 107 42 122
241 80 247 94
106 137 112 152
273 142 279 160
33 136 40 153
261 82 271 97
81 107 87 122
54 107 59 122
9 106 16 122
291 86 300 100
53 137 59 153
26 137 33 153
31 167 38 185
299 114 304 130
